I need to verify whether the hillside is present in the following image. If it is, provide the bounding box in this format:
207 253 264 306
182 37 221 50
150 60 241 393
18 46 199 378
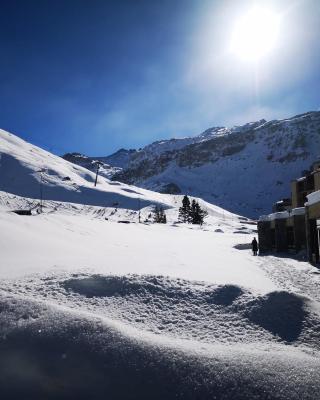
64 111 320 218
0 128 173 211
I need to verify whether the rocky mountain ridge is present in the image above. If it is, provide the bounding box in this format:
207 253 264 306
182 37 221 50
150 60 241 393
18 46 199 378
63 111 320 217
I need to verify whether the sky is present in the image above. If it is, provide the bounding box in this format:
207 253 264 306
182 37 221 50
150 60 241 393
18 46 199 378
0 0 319 156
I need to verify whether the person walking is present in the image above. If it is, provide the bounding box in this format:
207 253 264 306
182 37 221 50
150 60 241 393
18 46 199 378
251 237 258 256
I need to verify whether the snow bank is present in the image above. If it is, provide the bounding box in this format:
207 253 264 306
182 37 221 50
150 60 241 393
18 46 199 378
1 284 320 400
307 190 320 206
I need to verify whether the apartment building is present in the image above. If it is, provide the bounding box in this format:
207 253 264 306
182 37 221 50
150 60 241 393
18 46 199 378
258 160 320 265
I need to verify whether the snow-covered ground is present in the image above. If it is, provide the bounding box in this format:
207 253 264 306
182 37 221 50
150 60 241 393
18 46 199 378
1 193 320 399
1 129 320 399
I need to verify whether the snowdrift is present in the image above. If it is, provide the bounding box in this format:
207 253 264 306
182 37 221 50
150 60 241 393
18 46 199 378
1 273 320 399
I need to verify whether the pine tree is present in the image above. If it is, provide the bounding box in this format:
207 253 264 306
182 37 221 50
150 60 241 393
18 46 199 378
190 199 197 224
190 200 208 225
163 213 167 224
159 207 167 223
153 205 167 223
178 195 191 223
153 205 160 223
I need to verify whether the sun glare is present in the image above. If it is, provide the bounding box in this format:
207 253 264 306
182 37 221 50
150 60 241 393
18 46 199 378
231 7 280 62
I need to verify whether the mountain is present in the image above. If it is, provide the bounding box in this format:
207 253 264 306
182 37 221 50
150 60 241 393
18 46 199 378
62 152 121 179
62 148 137 178
0 128 245 228
100 148 137 168
64 111 320 218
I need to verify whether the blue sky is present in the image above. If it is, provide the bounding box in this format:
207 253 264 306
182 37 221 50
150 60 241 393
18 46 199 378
0 0 319 156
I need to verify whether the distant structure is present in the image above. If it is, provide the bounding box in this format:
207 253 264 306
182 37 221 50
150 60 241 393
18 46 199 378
94 161 104 187
258 160 320 265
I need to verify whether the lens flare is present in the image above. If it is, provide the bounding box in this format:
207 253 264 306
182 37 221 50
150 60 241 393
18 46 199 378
231 7 280 61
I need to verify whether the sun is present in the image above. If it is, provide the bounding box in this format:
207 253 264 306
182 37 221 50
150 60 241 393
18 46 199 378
230 7 280 62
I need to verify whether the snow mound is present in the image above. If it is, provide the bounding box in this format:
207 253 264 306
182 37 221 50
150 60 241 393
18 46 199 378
245 291 305 342
1 287 320 400
5 273 320 351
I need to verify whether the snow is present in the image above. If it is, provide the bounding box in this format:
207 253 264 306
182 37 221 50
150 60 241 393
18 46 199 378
0 128 172 210
292 207 306 216
0 199 270 291
307 189 320 206
269 211 290 220
259 208 305 220
258 214 271 221
2 195 320 398
1 129 320 398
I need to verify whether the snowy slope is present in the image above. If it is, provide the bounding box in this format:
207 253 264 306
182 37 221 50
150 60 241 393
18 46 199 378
1 196 320 398
66 111 320 218
0 128 176 211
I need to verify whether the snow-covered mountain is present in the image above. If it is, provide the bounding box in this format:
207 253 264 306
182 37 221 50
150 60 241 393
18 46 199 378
0 128 247 228
65 111 320 218
62 148 137 178
62 152 122 179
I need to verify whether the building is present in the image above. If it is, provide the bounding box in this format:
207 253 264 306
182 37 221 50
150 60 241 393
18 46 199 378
258 160 320 265
272 198 292 213
291 160 320 208
305 190 320 264
258 208 306 254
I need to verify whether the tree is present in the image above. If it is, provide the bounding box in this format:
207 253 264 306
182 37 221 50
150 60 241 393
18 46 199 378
178 195 191 223
189 199 208 225
153 205 167 223
178 196 208 225
190 200 208 225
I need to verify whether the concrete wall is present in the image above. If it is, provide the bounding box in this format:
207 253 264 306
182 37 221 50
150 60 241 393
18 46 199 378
293 214 306 252
275 219 287 252
314 171 320 191
291 181 299 209
309 201 320 220
258 221 272 253
306 203 320 264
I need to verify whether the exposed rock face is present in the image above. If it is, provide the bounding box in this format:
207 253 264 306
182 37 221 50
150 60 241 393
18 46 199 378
62 152 121 179
159 183 181 194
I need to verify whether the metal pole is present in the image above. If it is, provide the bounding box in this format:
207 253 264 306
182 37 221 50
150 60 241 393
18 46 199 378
94 164 100 187
138 197 141 223
94 162 103 187
40 171 43 212
38 169 44 213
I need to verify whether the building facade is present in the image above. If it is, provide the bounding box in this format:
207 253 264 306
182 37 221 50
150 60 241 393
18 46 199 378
258 160 320 266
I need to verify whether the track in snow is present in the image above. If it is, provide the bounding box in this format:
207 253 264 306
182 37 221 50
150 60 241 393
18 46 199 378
257 254 320 302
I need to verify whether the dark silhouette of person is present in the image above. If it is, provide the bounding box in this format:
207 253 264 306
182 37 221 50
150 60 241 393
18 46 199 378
251 237 258 256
